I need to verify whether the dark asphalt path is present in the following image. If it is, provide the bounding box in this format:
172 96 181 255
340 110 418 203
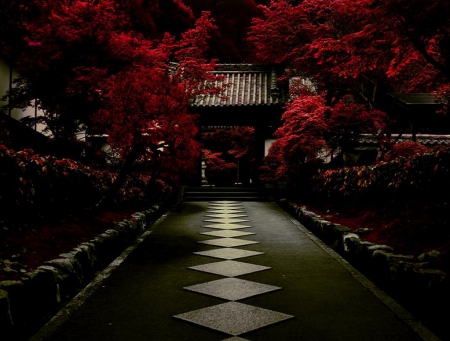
32 201 435 341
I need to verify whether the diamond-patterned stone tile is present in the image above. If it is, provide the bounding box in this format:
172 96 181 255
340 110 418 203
222 337 251 341
204 219 250 224
184 278 281 301
208 206 244 210
209 204 243 207
205 214 248 219
174 302 294 336
203 224 252 230
209 203 243 207
201 230 255 238
205 210 246 215
194 248 264 260
199 238 259 248
206 211 247 215
207 208 245 213
207 212 246 216
189 260 271 277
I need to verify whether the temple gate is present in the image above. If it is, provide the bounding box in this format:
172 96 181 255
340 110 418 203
189 64 288 186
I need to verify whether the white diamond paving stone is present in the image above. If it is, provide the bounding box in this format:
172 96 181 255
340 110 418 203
206 212 246 215
222 337 251 341
206 212 247 216
201 230 255 238
208 203 243 206
203 223 252 230
184 278 281 301
205 214 248 218
199 238 259 248
208 206 244 210
204 219 250 224
207 209 245 213
174 302 294 336
194 248 264 260
189 260 270 277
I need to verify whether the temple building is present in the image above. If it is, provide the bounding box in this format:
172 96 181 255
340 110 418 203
190 64 289 186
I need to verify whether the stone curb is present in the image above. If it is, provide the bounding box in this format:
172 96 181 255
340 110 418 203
279 199 449 299
0 203 165 339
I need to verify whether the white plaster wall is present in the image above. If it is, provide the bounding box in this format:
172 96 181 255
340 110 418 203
264 138 276 156
0 58 48 135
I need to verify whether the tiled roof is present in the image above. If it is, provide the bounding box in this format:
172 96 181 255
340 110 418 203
388 93 438 105
191 64 284 108
358 134 450 145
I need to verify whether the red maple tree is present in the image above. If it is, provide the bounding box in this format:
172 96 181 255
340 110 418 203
1 0 127 141
203 126 256 185
203 149 237 186
262 89 388 185
184 0 261 61
92 11 224 202
248 0 449 184
249 0 450 105
116 0 195 38
0 1 224 203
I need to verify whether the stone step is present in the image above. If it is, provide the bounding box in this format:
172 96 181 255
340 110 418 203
183 187 269 202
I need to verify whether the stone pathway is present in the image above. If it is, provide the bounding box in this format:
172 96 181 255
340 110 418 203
33 201 434 341
174 201 293 338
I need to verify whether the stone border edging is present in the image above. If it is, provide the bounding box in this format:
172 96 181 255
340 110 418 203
272 202 442 341
278 199 449 304
30 213 169 341
0 203 166 339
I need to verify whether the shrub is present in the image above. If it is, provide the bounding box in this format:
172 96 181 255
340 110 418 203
310 146 450 201
383 141 429 161
0 145 169 221
0 145 112 217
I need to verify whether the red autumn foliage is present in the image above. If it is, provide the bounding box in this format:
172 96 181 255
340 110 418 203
248 0 450 115
0 144 165 220
116 0 195 38
310 146 450 201
228 127 256 161
383 141 430 162
202 127 257 185
249 0 450 186
276 95 328 162
204 127 256 161
203 149 237 186
184 0 261 61
259 143 283 184
1 0 126 140
92 11 224 200
0 2 225 203
261 93 388 185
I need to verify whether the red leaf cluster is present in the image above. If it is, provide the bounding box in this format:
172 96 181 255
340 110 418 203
0 144 173 221
310 145 450 200
248 0 450 106
0 1 226 197
383 141 430 162
262 93 388 185
203 149 237 186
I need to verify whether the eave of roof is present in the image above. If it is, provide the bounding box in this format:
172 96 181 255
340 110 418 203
192 64 285 108
388 93 438 105
358 134 450 145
